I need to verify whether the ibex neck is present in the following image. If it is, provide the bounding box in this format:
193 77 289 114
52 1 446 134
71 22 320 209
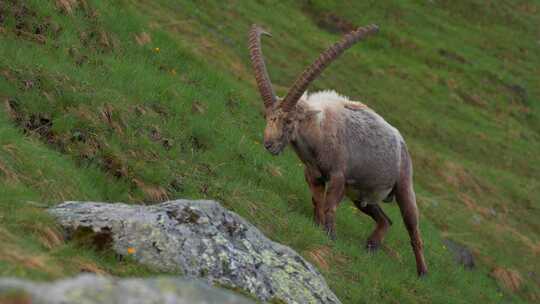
290 107 323 167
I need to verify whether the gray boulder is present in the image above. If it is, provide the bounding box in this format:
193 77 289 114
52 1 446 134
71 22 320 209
48 200 341 304
0 274 254 304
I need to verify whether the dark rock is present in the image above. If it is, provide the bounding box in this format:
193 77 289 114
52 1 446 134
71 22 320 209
316 12 356 34
527 271 540 286
443 238 475 270
438 49 469 64
506 84 528 105
48 200 341 304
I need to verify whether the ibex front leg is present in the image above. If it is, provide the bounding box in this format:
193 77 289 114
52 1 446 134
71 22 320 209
305 169 326 226
323 172 345 240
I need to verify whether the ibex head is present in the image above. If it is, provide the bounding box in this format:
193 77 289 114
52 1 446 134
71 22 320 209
248 24 379 155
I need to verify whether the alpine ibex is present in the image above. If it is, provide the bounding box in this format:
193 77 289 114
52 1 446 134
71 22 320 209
248 24 428 276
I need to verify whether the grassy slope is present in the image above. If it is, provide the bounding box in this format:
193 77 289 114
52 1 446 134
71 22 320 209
0 0 538 303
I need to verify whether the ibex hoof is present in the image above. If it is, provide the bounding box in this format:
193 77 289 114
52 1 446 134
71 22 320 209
365 240 381 252
325 229 336 241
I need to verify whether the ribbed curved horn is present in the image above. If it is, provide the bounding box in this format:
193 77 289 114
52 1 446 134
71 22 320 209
248 24 277 110
281 24 379 112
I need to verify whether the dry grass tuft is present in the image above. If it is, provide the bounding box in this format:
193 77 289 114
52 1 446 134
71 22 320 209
457 90 488 107
135 32 152 46
191 101 207 114
3 97 18 121
100 104 124 135
490 267 523 292
76 259 109 275
382 244 403 263
306 246 332 271
0 228 14 242
494 223 540 256
0 244 57 275
133 178 169 203
98 30 113 49
55 0 85 15
305 245 347 272
440 161 481 193
458 193 492 218
37 226 64 250
102 153 128 179
265 165 283 178
0 159 20 185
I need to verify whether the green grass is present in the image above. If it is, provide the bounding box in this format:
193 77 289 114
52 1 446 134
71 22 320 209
0 0 538 303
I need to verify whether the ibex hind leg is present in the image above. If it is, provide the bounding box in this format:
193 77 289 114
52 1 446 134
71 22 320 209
353 202 392 252
396 148 428 276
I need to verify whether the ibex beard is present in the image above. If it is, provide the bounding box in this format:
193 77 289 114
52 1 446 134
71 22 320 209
249 24 428 276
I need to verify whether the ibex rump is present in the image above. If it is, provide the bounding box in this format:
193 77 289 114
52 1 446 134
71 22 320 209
248 24 427 276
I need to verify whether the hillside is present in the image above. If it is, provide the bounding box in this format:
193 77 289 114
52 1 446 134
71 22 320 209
0 0 539 303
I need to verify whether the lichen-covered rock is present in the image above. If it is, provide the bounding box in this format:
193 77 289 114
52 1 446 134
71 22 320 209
0 274 254 304
48 200 341 304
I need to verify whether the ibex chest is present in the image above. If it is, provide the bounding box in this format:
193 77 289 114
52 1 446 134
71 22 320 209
291 137 318 167
291 136 338 177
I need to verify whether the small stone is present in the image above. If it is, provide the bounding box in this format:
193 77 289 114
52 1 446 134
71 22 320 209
471 214 482 225
442 238 475 270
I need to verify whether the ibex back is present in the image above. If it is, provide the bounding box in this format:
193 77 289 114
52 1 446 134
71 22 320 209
248 24 427 276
